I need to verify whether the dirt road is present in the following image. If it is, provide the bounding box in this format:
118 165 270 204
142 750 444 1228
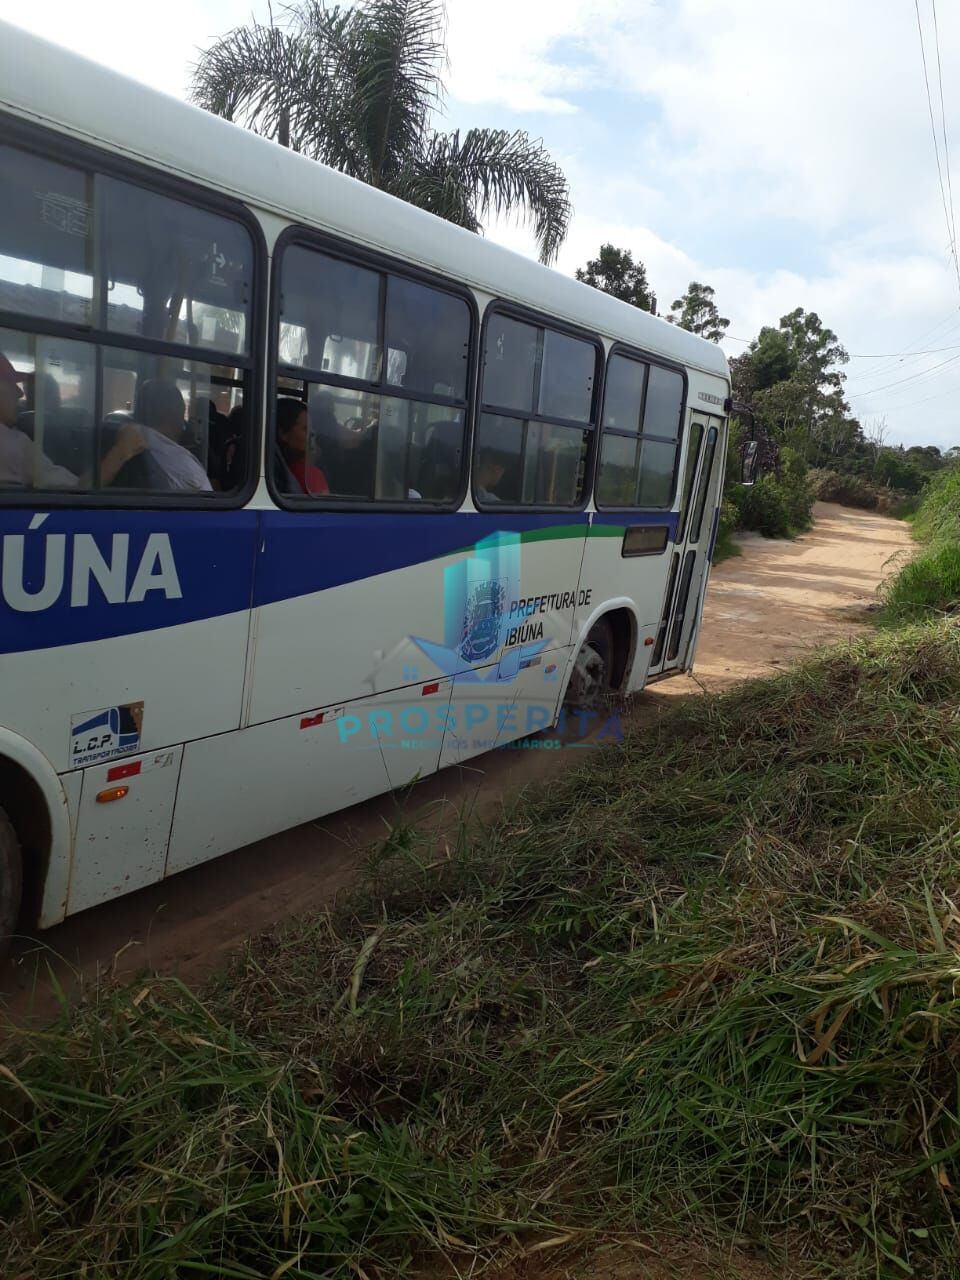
2 503 912 1012
664 500 911 693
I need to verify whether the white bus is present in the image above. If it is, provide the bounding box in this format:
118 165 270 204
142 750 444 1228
0 22 730 946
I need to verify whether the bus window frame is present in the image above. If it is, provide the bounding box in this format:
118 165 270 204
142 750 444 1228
593 341 689 515
473 300 604 515
0 111 268 512
267 224 480 515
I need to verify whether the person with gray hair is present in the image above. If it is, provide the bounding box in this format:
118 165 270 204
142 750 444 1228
134 379 212 491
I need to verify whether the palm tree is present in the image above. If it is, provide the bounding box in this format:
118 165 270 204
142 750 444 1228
191 0 571 263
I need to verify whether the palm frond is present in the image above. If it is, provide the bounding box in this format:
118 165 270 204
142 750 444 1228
408 128 572 263
338 0 447 185
191 21 319 151
193 4 571 262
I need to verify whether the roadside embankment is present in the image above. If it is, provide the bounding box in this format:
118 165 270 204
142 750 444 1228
3 620 960 1279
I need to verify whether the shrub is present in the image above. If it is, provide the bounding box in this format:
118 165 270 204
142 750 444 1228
712 499 741 562
807 468 879 509
727 449 812 538
881 463 960 622
882 542 960 620
912 464 960 545
777 446 813 530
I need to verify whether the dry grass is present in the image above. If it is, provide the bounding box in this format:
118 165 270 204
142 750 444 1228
3 624 960 1278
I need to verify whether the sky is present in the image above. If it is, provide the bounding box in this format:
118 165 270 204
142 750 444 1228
2 0 960 449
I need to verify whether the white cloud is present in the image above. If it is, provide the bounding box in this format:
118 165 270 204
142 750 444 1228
444 0 632 114
446 0 960 448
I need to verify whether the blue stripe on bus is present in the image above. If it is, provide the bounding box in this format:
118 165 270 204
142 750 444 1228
0 507 677 655
0 509 259 656
252 510 586 608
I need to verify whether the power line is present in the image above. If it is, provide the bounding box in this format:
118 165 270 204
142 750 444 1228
726 333 960 359
915 0 960 298
841 310 960 381
847 346 960 397
847 382 959 413
932 0 959 286
845 341 960 358
842 319 960 386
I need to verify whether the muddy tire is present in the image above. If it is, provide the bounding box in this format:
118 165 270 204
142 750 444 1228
565 617 615 710
0 807 23 961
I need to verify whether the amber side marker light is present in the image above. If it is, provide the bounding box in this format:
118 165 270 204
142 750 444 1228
96 785 129 804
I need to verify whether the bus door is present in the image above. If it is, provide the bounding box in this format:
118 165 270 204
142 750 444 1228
647 413 725 677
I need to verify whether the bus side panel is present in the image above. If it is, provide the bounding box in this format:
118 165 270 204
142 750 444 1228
246 511 588 726
0 510 259 772
572 511 679 693
439 654 566 767
67 744 183 915
165 681 454 876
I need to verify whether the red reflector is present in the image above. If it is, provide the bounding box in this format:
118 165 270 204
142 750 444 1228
421 681 440 696
644 636 655 646
107 760 141 782
300 712 325 729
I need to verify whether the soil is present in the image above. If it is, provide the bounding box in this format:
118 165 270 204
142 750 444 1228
2 502 912 1019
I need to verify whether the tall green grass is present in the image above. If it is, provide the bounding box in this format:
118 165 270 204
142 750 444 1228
882 466 960 621
4 624 960 1278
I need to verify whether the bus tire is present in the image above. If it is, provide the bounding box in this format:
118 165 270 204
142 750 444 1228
0 807 23 961
565 617 615 710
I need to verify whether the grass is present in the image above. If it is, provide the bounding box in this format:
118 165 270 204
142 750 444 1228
4 624 960 1278
882 466 960 622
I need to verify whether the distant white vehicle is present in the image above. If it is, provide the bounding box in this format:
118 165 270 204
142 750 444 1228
0 20 730 943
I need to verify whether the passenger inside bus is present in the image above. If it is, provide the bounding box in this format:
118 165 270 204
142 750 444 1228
475 448 506 503
0 349 144 489
132 379 212 491
276 396 329 495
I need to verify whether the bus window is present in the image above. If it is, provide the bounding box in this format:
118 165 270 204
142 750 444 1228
0 145 94 326
100 176 252 355
275 243 471 505
474 314 598 509
0 141 256 498
595 354 684 509
384 276 469 401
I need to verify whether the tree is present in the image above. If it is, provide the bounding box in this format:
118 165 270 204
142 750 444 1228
864 416 888 475
192 0 571 263
777 307 848 393
748 327 797 390
574 245 656 312
669 281 729 341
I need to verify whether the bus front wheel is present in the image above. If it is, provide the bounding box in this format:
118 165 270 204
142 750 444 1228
0 807 23 961
565 618 615 710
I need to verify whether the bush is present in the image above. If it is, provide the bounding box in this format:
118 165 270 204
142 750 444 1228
712 498 741 562
777 446 814 530
882 542 960 620
912 464 960 545
881 463 960 621
807 468 879 509
808 468 920 516
730 475 791 537
727 448 812 538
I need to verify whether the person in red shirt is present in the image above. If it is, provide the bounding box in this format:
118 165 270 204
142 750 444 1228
276 397 329 495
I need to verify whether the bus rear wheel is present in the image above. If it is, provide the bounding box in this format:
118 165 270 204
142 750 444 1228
0 807 23 961
565 617 615 710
